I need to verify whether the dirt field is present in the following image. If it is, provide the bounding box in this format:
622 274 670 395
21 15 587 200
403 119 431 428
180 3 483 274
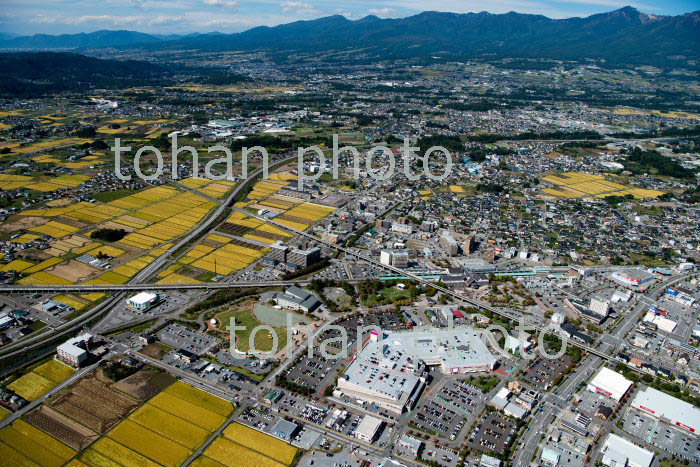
45 199 74 207
49 369 139 433
139 342 172 359
47 260 100 283
0 216 48 232
113 369 175 400
25 405 98 451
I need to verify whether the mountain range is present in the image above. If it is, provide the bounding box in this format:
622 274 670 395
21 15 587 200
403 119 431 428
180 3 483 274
0 7 698 66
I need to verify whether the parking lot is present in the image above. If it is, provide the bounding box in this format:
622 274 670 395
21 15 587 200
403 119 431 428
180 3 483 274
409 377 488 443
283 350 346 396
157 322 221 355
418 440 461 467
621 409 700 464
318 315 362 350
521 355 574 390
362 310 407 330
467 410 519 456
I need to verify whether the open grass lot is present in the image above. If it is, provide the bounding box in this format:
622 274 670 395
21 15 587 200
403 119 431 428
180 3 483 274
215 304 288 353
0 419 77 467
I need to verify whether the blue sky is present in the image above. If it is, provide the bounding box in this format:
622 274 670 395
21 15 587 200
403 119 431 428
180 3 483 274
1 0 698 35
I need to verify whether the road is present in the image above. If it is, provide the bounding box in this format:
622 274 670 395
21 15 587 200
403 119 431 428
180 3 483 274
0 278 366 293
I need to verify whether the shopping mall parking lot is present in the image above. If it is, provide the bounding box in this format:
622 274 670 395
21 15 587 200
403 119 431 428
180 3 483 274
621 410 700 464
409 377 489 442
521 355 574 390
466 411 519 455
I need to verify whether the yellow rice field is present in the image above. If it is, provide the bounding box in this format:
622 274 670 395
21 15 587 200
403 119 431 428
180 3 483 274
202 438 286 467
88 437 160 467
542 172 665 199
148 392 226 432
109 420 191 467
129 404 210 449
164 381 234 417
78 381 233 467
7 360 74 400
222 423 297 465
0 419 76 467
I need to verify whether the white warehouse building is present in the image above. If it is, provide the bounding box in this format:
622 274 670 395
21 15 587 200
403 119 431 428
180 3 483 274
587 367 633 402
126 292 160 312
601 434 654 467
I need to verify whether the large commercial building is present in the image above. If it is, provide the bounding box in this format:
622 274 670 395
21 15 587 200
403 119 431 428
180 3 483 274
610 269 655 288
631 386 700 434
587 367 633 402
601 434 654 467
338 327 497 414
126 292 160 312
589 297 610 317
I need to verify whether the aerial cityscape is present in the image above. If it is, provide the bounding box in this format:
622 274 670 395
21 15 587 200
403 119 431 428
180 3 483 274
0 1 699 466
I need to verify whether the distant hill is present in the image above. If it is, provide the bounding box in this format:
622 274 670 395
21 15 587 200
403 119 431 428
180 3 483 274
0 30 163 49
1 7 698 66
0 52 167 97
0 30 224 50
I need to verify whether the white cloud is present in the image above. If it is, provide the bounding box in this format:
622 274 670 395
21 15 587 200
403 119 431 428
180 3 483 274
281 1 316 13
368 7 396 17
333 8 357 18
203 0 239 7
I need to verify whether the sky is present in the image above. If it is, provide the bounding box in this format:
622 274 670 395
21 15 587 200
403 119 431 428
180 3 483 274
0 0 698 36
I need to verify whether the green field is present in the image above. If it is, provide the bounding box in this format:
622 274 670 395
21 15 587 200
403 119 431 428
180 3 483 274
216 307 288 353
